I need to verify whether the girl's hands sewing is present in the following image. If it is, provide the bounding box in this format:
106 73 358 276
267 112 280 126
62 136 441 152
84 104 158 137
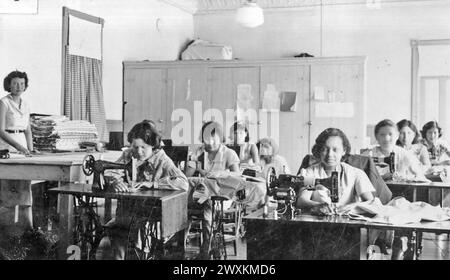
132 181 154 190
111 180 130 193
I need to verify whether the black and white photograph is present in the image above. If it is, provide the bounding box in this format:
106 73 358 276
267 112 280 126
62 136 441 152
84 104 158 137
1 0 450 264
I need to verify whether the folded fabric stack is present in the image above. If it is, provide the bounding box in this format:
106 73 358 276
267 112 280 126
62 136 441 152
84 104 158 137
31 115 98 151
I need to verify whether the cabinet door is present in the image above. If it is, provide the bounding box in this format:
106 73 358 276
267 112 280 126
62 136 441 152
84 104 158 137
260 66 310 173
167 67 209 147
310 63 365 154
209 67 260 141
123 68 167 143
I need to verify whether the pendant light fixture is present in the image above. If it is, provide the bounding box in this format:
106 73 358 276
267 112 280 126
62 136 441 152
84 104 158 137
236 0 264 28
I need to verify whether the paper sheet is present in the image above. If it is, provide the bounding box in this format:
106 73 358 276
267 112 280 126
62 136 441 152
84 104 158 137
313 86 325 100
237 84 258 124
237 84 253 111
0 0 38 14
280 91 297 112
315 102 354 118
261 84 280 111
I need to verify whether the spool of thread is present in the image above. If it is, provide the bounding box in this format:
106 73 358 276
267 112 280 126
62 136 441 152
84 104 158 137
96 142 105 152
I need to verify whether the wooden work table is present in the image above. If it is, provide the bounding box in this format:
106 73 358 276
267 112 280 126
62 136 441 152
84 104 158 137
0 150 123 259
385 180 450 206
0 151 121 181
244 209 450 260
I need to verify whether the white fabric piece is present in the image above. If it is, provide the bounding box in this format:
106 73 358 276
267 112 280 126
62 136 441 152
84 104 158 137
343 197 450 225
182 39 232 60
68 15 102 60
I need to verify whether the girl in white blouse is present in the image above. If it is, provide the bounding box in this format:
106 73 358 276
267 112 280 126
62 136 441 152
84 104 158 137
229 121 259 166
297 128 375 215
420 121 450 166
362 119 425 181
396 119 431 173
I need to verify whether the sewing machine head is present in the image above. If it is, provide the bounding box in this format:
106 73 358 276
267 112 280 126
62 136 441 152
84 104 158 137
266 168 302 219
429 146 438 161
266 168 340 219
314 171 339 203
82 154 126 191
371 152 395 173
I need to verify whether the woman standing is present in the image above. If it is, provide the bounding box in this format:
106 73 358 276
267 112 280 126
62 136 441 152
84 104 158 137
0 70 36 230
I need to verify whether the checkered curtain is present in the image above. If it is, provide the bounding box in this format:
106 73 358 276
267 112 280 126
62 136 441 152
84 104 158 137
63 53 108 141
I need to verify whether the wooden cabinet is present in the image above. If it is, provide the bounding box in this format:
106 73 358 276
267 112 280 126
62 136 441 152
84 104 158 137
260 65 310 172
123 57 366 172
123 67 167 142
167 66 209 148
309 63 366 156
209 67 260 141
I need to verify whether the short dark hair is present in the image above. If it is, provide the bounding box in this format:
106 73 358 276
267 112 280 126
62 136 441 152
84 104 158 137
396 119 420 145
230 121 250 143
127 120 157 144
374 119 396 136
127 120 161 148
311 128 351 159
421 121 443 139
3 70 29 92
257 138 279 155
199 121 224 143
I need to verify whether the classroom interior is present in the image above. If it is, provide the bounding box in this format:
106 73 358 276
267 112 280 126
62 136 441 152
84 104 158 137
1 0 450 260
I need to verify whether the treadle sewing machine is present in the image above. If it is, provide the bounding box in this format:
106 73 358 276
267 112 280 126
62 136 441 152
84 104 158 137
371 152 395 173
265 167 339 220
48 154 188 260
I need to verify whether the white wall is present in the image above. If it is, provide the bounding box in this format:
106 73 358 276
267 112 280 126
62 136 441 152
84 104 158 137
0 0 194 120
194 1 450 128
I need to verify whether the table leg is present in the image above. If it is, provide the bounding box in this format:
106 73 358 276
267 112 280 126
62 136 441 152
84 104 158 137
416 231 423 260
360 228 368 260
56 181 74 260
413 188 417 202
104 198 112 223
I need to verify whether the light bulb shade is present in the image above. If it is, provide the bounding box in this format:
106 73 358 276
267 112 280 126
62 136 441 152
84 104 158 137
236 2 264 28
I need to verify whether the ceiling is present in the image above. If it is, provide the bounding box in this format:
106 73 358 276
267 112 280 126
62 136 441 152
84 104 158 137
161 0 440 14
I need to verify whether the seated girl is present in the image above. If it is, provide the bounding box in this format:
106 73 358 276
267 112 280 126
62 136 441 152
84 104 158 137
297 128 375 215
257 137 290 178
105 121 188 260
420 121 450 166
396 119 431 173
420 121 450 207
362 119 425 181
186 121 240 177
228 121 259 167
185 121 240 259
